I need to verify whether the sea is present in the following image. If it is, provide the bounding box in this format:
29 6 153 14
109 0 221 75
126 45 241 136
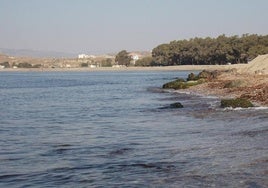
0 71 267 188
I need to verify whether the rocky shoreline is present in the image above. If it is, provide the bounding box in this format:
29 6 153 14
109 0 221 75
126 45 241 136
184 70 268 107
162 55 268 107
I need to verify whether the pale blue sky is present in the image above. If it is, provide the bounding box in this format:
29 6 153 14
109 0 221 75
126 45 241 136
1 0 267 54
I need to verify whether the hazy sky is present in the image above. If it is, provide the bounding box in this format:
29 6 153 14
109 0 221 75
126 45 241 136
1 0 268 54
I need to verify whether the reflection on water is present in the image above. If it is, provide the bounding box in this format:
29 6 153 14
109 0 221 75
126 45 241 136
0 71 267 187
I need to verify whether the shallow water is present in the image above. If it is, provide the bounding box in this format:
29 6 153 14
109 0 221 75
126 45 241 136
0 71 267 187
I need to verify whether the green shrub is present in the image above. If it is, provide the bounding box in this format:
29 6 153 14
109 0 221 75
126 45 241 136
17 62 32 68
81 63 88 67
0 61 10 68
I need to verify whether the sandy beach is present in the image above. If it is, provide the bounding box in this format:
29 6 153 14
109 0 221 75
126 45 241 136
0 64 246 72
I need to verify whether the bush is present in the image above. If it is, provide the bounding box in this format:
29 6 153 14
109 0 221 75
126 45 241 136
81 63 88 67
0 61 10 68
17 62 32 68
101 59 113 67
135 57 154 66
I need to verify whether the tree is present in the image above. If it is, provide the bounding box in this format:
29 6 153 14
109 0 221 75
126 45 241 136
135 57 154 66
115 50 131 66
101 58 113 67
152 34 268 66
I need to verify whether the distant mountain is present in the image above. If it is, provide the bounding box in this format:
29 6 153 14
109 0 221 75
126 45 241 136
0 48 77 58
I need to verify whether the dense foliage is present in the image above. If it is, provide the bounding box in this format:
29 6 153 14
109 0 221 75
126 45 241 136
0 61 10 68
152 34 268 66
115 50 131 66
135 57 154 66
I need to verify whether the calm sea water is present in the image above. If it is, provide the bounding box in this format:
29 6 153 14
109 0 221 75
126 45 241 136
0 71 267 187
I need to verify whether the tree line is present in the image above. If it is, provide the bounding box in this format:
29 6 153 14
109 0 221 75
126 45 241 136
151 34 268 66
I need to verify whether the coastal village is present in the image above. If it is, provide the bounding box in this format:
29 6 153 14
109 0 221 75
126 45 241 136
0 51 151 69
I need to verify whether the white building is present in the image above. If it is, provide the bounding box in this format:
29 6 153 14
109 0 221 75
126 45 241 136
131 55 139 61
78 54 89 59
130 54 140 65
78 54 96 59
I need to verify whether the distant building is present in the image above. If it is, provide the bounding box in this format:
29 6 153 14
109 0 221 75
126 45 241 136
78 54 96 59
78 54 89 59
131 55 139 61
129 53 140 65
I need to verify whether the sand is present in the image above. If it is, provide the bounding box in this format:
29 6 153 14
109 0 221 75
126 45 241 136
239 54 268 74
0 64 246 72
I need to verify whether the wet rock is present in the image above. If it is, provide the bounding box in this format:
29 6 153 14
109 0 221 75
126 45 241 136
220 98 254 108
187 72 198 81
159 102 184 109
170 102 184 108
163 79 202 90
163 79 187 89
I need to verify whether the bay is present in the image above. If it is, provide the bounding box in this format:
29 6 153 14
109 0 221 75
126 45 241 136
0 71 267 187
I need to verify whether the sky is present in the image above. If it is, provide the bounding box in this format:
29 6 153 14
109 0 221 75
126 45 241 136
1 0 268 55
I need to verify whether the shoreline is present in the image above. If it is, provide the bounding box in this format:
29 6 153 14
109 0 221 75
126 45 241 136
2 64 267 106
0 64 247 72
185 72 268 107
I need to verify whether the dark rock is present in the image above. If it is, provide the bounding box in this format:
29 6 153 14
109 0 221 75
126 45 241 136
220 98 254 108
187 72 198 81
170 102 184 108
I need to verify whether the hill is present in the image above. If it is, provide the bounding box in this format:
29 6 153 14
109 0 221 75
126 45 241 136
0 48 77 58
